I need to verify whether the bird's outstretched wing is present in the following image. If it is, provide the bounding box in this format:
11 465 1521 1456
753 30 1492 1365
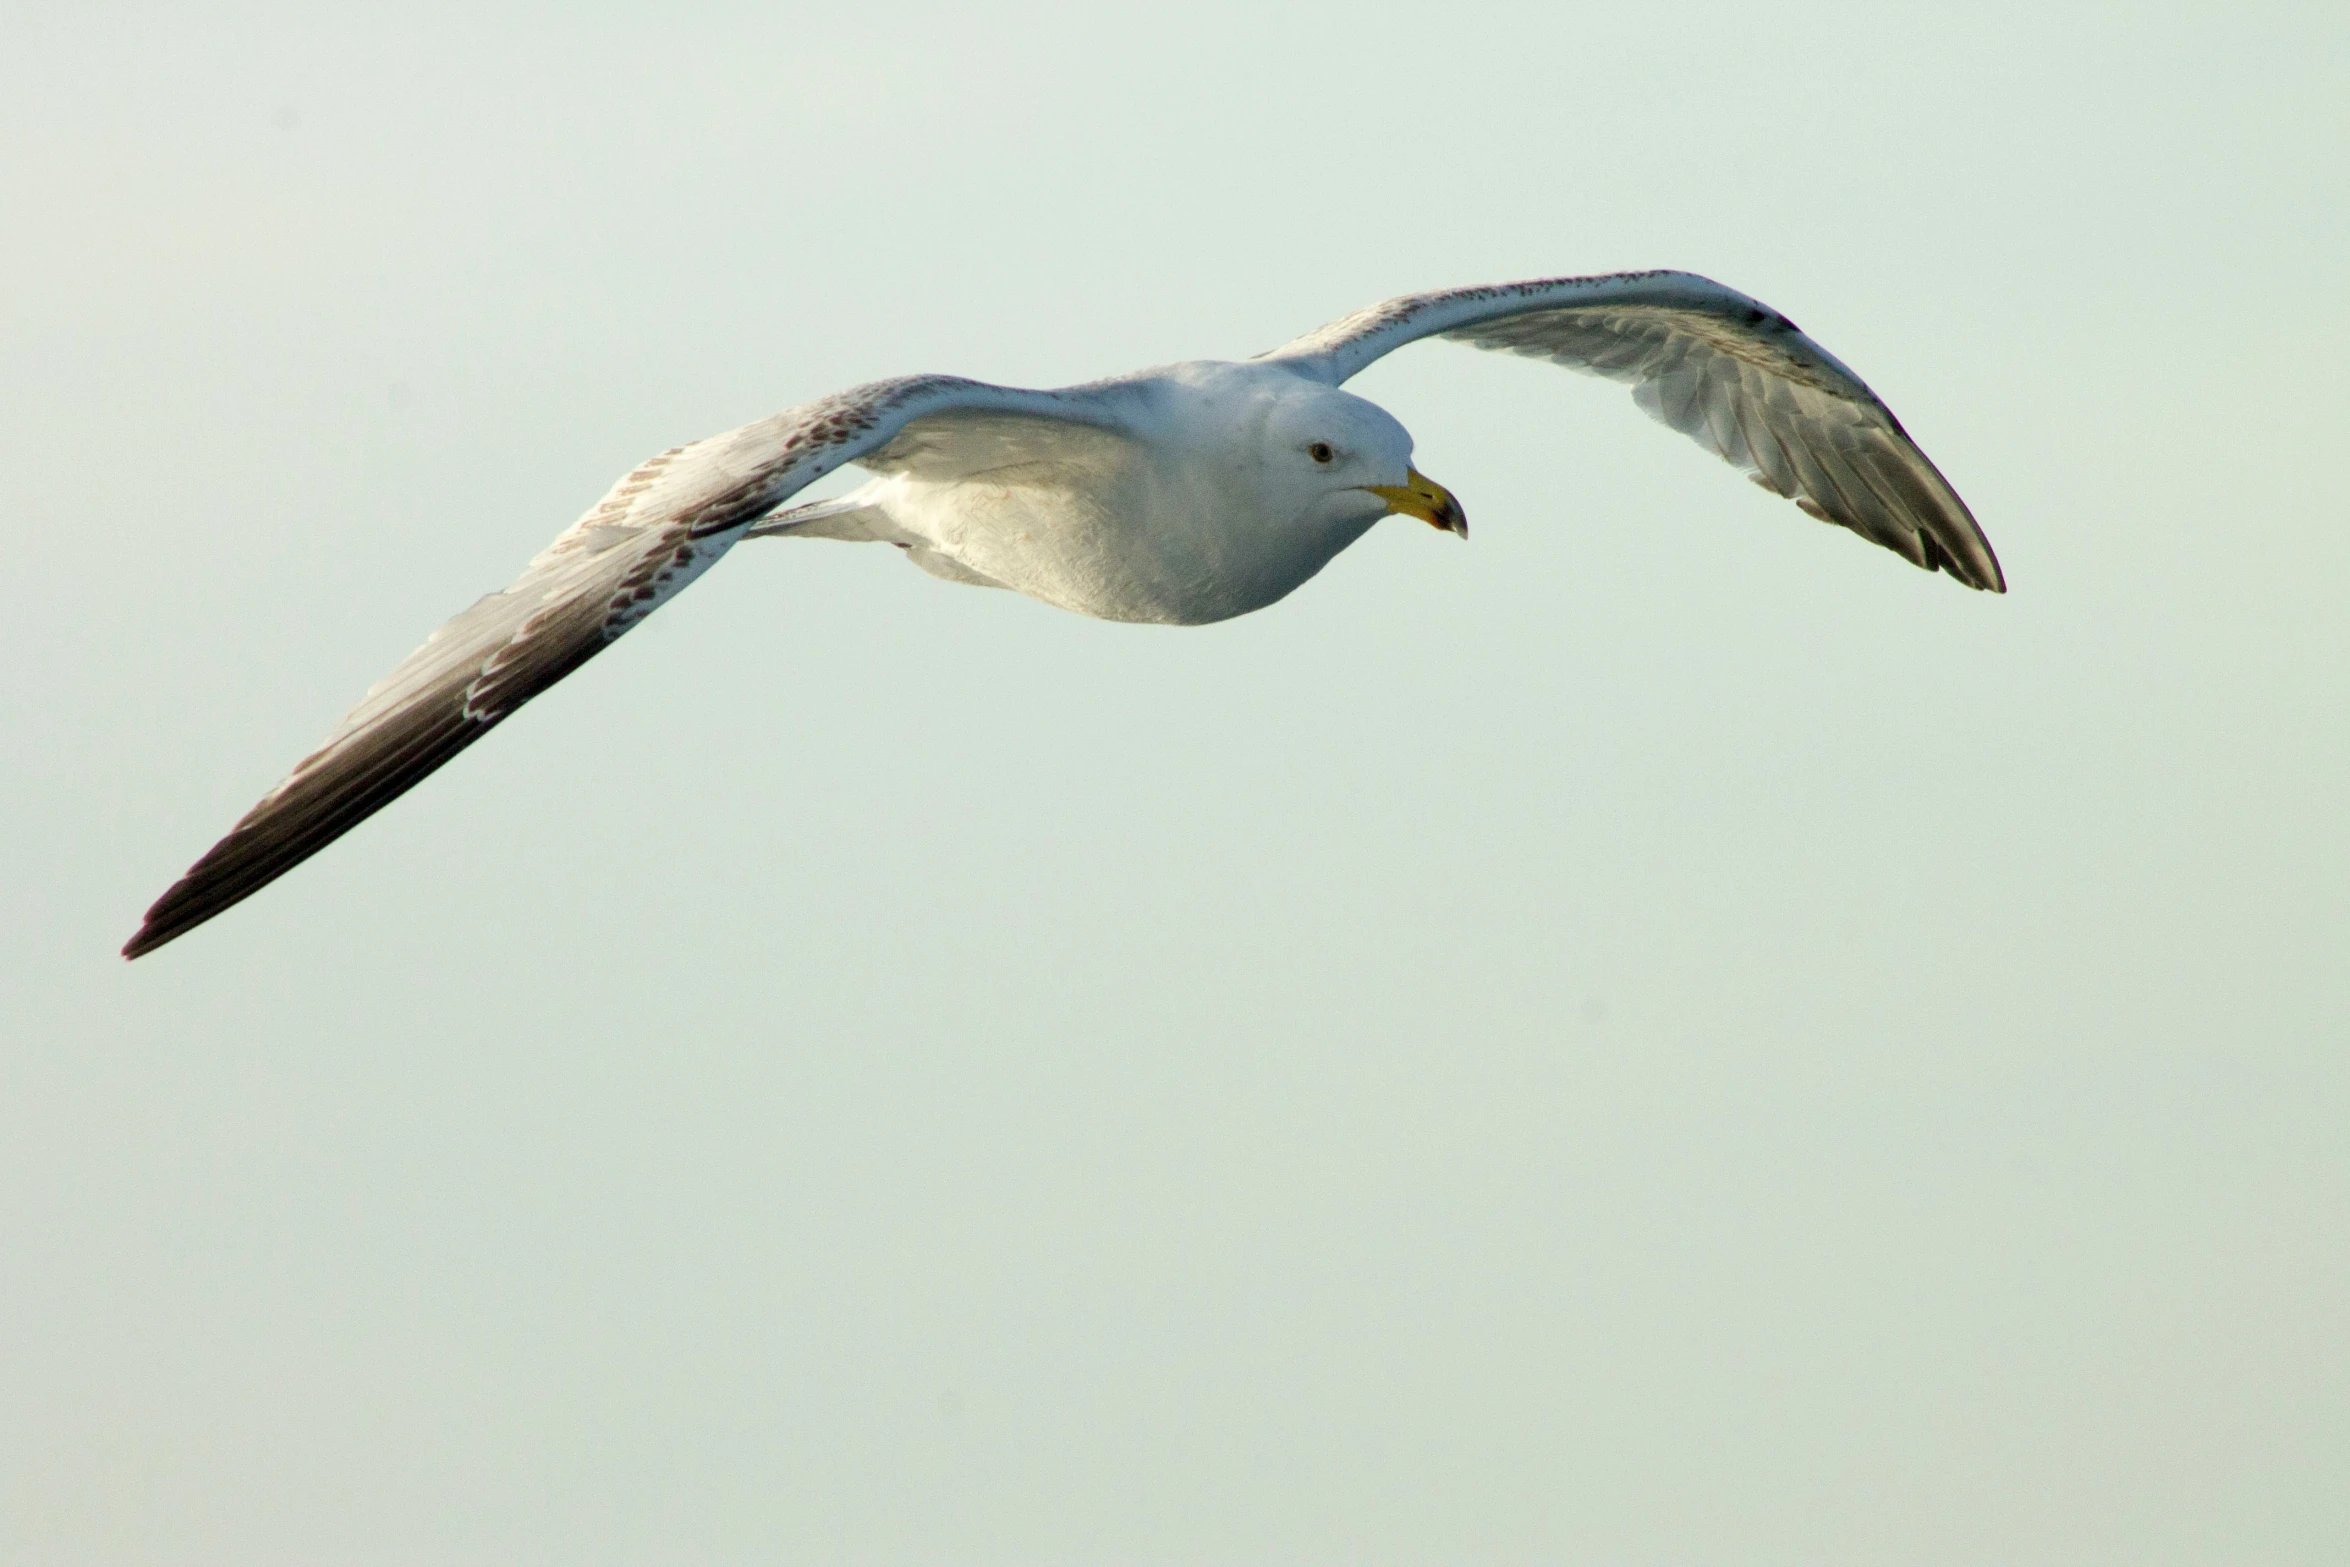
1262 271 2002 592
124 374 1117 958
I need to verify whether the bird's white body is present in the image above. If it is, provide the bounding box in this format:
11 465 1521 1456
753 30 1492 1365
124 269 2003 957
758 360 1412 624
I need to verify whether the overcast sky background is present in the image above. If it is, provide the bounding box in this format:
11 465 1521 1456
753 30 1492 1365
4 3 2346 1562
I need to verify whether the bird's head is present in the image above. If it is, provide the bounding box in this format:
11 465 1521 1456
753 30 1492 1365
1257 379 1467 540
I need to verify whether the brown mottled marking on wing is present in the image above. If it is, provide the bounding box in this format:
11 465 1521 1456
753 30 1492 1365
124 372 1114 958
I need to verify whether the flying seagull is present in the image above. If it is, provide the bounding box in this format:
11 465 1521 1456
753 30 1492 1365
123 270 2003 959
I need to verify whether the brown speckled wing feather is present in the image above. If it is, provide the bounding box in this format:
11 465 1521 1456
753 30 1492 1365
1264 271 2003 593
124 373 1103 958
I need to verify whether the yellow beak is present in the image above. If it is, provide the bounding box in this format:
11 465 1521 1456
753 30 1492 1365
1366 467 1467 538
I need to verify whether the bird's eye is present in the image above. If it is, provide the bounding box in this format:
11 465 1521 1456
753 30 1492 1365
1308 442 1335 464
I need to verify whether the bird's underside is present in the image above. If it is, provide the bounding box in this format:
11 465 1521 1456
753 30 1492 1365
123 269 2003 959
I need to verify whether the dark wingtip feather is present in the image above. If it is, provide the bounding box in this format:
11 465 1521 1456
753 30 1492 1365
117 532 660 961
1916 527 2007 593
1973 536 2010 594
120 703 497 960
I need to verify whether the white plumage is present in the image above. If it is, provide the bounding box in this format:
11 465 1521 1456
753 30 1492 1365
124 270 2001 958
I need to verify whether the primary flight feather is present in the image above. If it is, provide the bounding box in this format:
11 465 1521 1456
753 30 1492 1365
124 270 2002 959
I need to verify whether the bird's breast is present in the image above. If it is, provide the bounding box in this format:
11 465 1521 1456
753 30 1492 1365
897 464 1359 626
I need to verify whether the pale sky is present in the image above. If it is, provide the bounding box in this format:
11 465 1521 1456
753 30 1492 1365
4 3 2346 1562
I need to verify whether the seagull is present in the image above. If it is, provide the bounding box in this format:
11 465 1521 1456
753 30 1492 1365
122 270 2003 959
